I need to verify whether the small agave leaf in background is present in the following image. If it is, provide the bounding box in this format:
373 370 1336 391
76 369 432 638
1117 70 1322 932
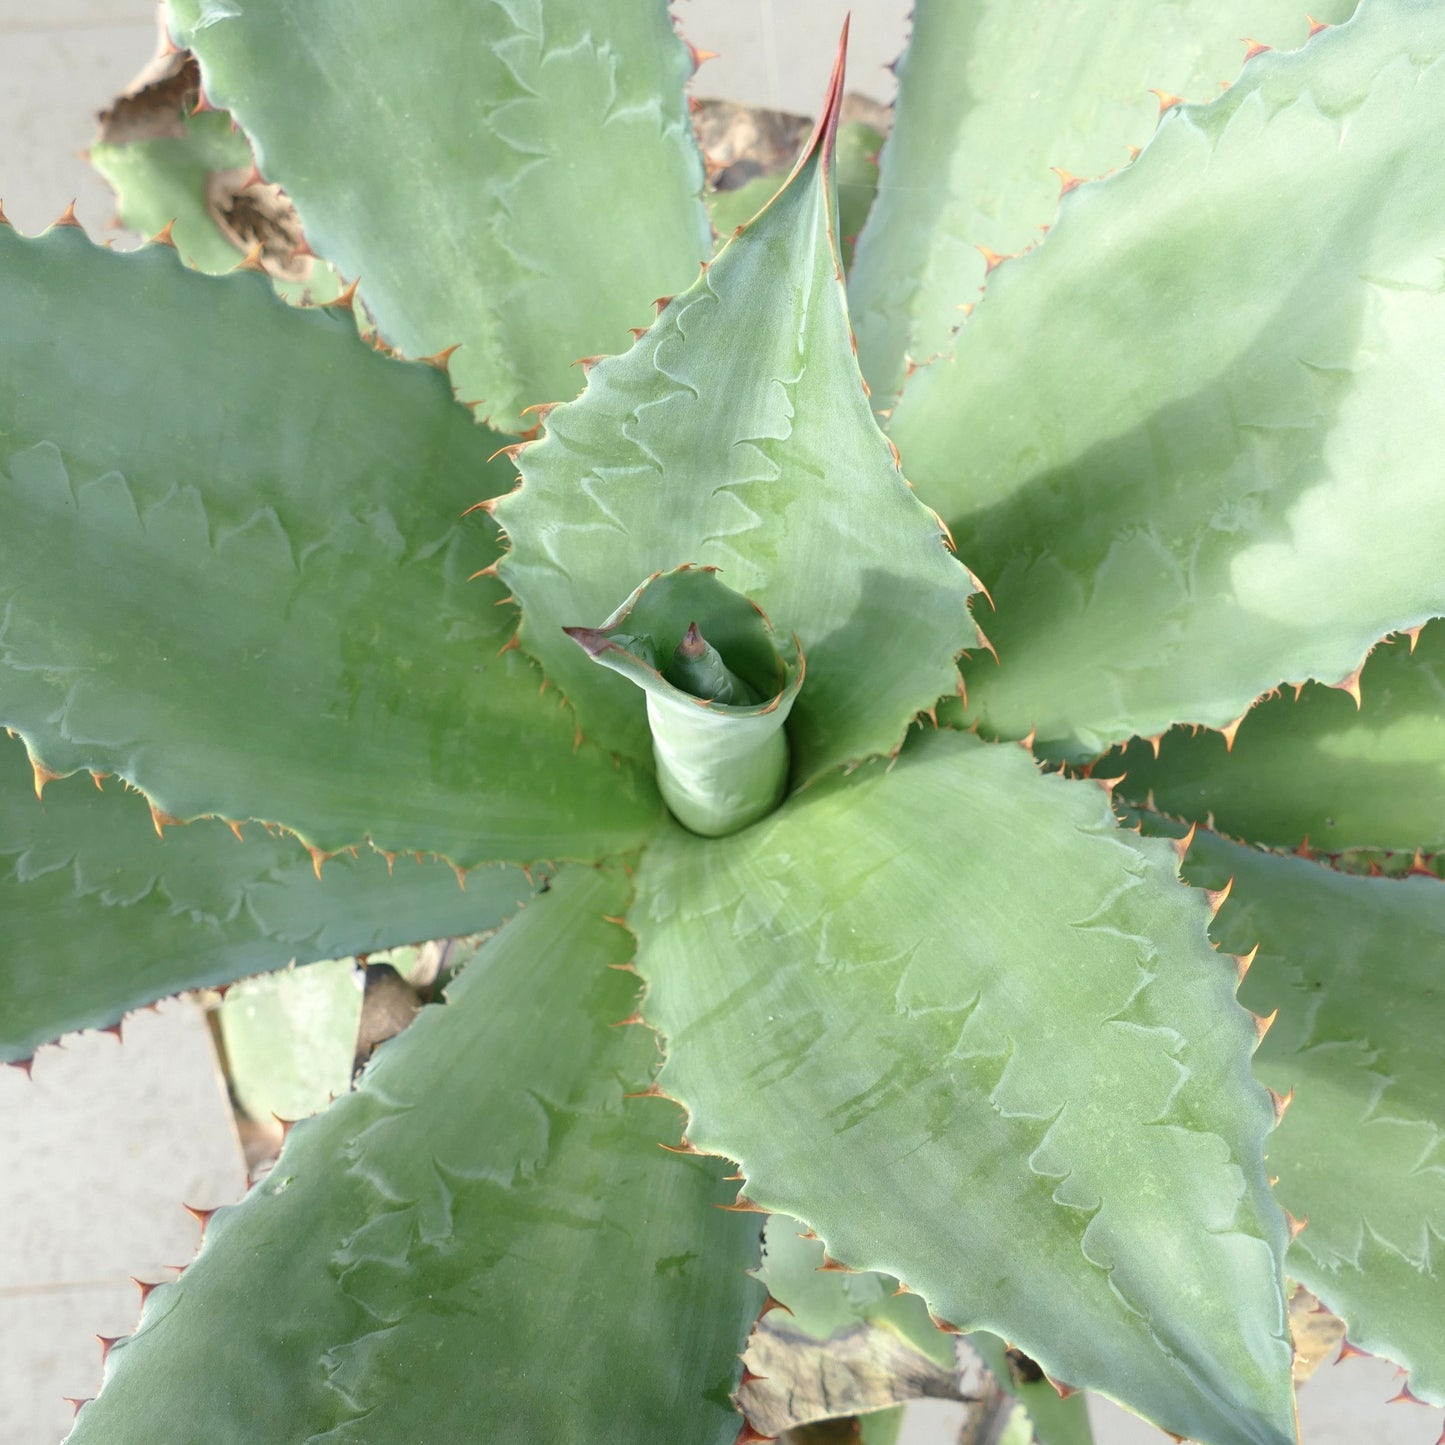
849 0 1356 412
635 729 1295 1445
1109 625 1445 855
218 959 362 1125
565 567 803 837
0 737 534 1064
1159 819 1445 1404
744 1216 1093 1445
88 43 342 301
893 0 1445 759
498 30 979 786
68 867 764 1444
168 0 711 432
0 225 660 868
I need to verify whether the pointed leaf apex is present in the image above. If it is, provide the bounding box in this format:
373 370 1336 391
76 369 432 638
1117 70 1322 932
785 15 849 187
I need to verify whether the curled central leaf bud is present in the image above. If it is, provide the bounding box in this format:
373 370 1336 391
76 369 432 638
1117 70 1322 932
564 566 803 837
664 622 756 705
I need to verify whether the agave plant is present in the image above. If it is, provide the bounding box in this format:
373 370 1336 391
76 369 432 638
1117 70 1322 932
4 1 1443 1442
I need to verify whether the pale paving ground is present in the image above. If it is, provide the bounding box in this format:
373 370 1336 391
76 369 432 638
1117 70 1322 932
0 2 1437 1442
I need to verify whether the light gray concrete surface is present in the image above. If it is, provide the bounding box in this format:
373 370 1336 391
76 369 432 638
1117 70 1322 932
0 4 1439 1444
0 1001 248 1444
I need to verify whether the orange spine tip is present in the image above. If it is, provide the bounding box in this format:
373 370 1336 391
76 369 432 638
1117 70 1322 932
652 294 674 314
1404 624 1423 652
421 343 461 373
236 242 267 274
610 1012 647 1028
55 200 83 229
326 278 360 312
306 845 328 880
1306 15 1330 37
150 219 178 248
497 634 521 656
658 1138 703 1155
1334 666 1364 708
1171 822 1197 864
1205 876 1233 916
64 1398 92 1417
1234 944 1259 983
1150 89 1185 113
96 1334 125 1362
976 244 1008 274
571 354 607 373
1252 1007 1278 1043
30 757 62 800
716 1195 767 1214
1336 1338 1370 1362
1051 166 1084 196
1242 37 1271 60
1267 1086 1294 1124
1387 1383 1429 1406
183 1202 217 1232
1284 1208 1308 1240
149 802 184 837
1218 711 1246 751
1046 1377 1078 1399
734 1425 774 1444
0 199 11 227
927 1312 963 1334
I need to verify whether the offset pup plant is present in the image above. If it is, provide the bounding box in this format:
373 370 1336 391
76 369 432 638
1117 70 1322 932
1 1 1443 1441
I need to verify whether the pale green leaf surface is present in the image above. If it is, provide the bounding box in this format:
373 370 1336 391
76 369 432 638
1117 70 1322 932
1171 824 1445 1403
71 866 764 1443
635 730 1294 1445
0 738 532 1063
91 110 344 306
894 1 1445 758
219 959 362 1122
0 225 660 866
496 101 978 786
850 0 1356 411
169 0 710 433
1112 625 1445 853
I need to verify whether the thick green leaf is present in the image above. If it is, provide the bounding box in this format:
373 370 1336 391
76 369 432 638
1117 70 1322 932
893 1 1445 758
708 119 883 273
1170 824 1445 1403
850 0 1356 411
70 866 763 1443
0 737 532 1063
92 107 344 304
496 64 978 786
169 0 710 433
1112 625 1445 854
634 729 1294 1445
0 224 660 866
